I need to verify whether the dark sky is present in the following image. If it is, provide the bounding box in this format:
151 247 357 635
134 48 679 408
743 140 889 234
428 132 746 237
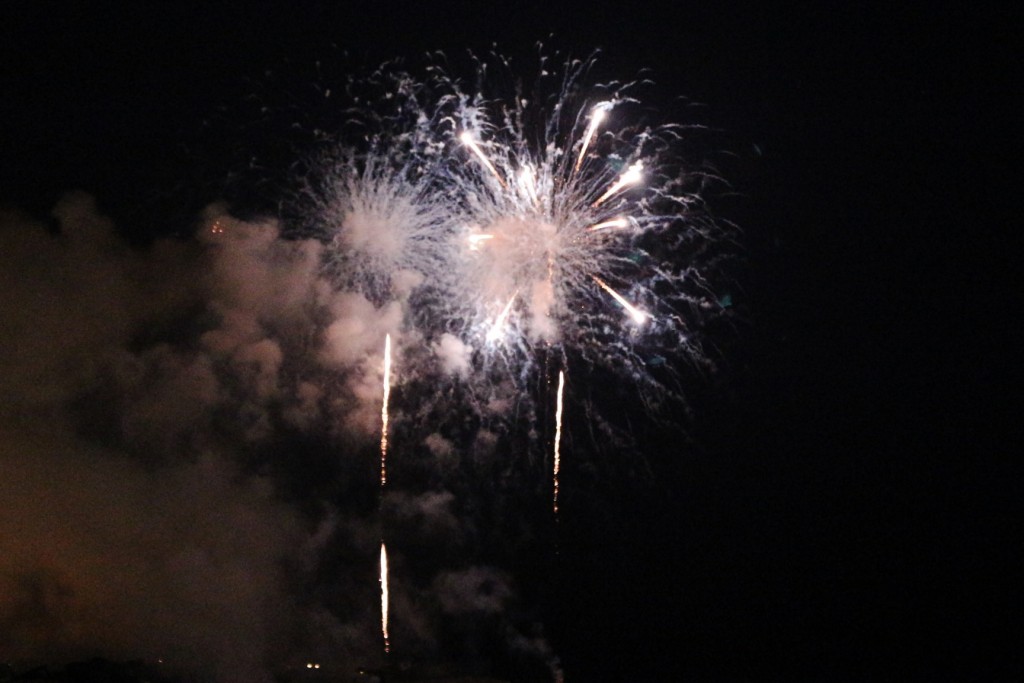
1 1 1017 680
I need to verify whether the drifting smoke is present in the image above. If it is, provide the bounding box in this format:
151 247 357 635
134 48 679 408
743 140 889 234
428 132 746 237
0 195 385 678
0 193 559 679
1 53 734 679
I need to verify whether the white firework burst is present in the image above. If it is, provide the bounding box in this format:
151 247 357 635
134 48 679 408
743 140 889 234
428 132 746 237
300 52 732 413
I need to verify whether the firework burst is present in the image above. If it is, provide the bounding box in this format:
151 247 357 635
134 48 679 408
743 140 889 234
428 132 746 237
284 50 735 668
298 51 733 431
425 54 730 403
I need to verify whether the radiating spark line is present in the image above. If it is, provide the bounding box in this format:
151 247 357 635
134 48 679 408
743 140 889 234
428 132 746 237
460 131 508 189
519 165 540 205
553 370 565 514
487 292 518 342
573 105 608 175
592 276 650 323
586 217 629 232
468 233 494 250
380 333 391 487
593 161 643 206
380 542 390 654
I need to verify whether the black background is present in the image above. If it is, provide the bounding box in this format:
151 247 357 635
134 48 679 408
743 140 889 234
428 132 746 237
1 1 1017 679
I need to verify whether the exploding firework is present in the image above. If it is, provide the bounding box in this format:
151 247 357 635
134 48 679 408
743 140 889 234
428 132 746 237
273 50 732 670
299 52 731 416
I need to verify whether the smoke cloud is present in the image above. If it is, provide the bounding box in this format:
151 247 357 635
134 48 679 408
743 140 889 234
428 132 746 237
0 194 553 679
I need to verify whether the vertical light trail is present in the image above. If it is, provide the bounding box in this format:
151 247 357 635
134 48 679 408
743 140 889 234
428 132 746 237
380 542 390 654
379 336 391 655
553 370 565 514
380 333 391 487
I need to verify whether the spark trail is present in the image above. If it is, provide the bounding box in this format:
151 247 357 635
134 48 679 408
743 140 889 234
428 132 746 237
553 370 565 514
573 104 607 175
380 541 390 654
380 333 391 487
592 276 651 324
379 335 391 655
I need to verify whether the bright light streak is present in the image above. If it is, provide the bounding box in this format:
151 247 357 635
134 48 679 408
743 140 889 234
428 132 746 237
380 542 390 654
586 217 629 232
460 131 508 189
487 292 518 342
553 370 565 514
593 161 644 206
574 104 608 174
380 334 391 487
468 233 495 250
519 165 540 205
592 276 650 324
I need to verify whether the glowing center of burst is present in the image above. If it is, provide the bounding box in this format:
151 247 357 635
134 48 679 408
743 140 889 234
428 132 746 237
472 216 560 300
342 209 405 258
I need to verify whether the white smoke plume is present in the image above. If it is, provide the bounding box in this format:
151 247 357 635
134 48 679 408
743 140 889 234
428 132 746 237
0 191 562 679
0 196 406 678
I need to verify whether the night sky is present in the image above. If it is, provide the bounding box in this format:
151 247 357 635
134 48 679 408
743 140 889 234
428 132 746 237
1 2 1017 681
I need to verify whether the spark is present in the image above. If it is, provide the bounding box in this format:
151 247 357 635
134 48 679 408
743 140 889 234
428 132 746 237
460 131 508 189
593 161 644 206
592 276 651 324
380 333 391 487
573 103 609 175
586 217 629 232
468 233 495 250
380 541 390 654
519 165 540 206
487 292 518 343
553 370 565 514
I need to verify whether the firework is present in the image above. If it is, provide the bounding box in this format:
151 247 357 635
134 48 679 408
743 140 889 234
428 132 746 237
295 51 731 665
304 53 726 404
553 370 565 514
380 541 390 654
380 333 391 487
